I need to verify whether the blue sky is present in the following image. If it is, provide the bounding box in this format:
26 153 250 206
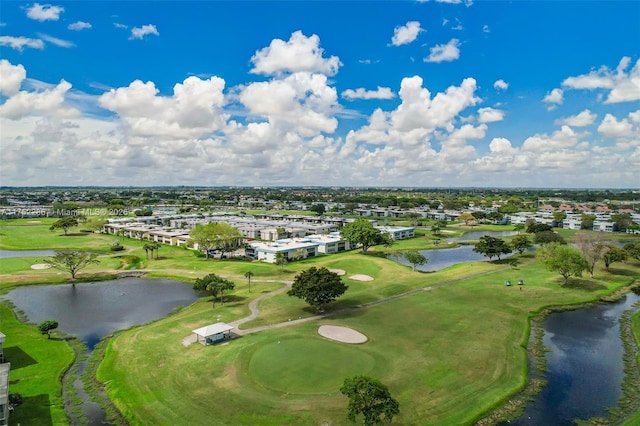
1 1 639 188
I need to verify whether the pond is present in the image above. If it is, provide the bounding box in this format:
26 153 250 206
509 291 640 425
388 245 517 272
3 278 199 425
0 249 56 258
447 230 517 241
3 278 198 348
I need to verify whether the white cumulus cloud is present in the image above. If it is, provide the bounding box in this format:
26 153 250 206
250 31 341 76
556 109 596 127
0 79 79 120
0 60 26 96
543 88 563 104
68 21 92 31
562 56 640 104
99 76 227 139
391 21 423 46
477 107 505 123
493 79 508 90
342 87 395 100
0 36 44 51
597 113 633 137
129 24 159 40
424 39 460 63
25 3 64 21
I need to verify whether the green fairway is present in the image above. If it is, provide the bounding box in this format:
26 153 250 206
247 337 375 394
96 252 640 425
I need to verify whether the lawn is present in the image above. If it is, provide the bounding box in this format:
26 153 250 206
0 303 74 426
96 252 640 425
3 219 640 425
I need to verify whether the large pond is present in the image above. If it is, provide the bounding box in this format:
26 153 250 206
510 291 640 425
388 245 518 272
447 230 518 241
0 249 56 258
3 278 198 348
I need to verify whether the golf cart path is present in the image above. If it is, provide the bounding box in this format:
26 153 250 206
228 280 293 328
233 264 515 336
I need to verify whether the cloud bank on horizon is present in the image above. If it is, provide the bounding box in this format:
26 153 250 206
0 1 638 188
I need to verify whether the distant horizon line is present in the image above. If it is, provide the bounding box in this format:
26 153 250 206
1 185 639 191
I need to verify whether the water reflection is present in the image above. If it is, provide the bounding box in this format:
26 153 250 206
388 245 517 272
0 249 56 258
3 278 198 348
509 292 640 425
447 230 517 241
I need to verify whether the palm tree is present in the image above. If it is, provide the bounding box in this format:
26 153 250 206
244 271 255 293
143 243 154 260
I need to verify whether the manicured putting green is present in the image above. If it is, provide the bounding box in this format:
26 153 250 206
248 337 375 394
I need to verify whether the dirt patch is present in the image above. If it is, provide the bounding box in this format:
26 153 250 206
318 325 368 344
182 334 197 347
349 274 374 282
30 263 52 270
328 268 346 276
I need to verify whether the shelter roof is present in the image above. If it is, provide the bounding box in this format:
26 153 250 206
192 322 234 337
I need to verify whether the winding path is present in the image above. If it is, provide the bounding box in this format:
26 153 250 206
230 264 514 336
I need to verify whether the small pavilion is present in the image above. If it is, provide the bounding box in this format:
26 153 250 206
192 322 235 345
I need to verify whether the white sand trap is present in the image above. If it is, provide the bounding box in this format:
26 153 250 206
329 268 346 276
318 325 368 344
31 263 52 270
349 274 374 281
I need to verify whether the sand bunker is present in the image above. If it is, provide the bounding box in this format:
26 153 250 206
318 325 368 344
349 274 374 281
328 268 346 276
30 263 52 270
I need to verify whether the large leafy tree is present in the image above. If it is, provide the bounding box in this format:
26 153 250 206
309 204 326 216
193 273 236 307
611 213 633 230
213 222 244 258
340 375 400 426
487 211 504 224
534 230 566 246
189 223 218 259
623 242 640 261
510 235 532 254
527 223 553 234
457 212 476 225
341 219 392 254
552 211 567 226
580 214 596 230
189 222 243 259
49 216 79 235
403 250 428 271
287 267 348 312
473 236 512 262
538 243 589 286
45 250 100 282
602 246 627 272
38 320 59 339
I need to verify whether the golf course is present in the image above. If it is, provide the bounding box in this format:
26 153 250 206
1 217 639 425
